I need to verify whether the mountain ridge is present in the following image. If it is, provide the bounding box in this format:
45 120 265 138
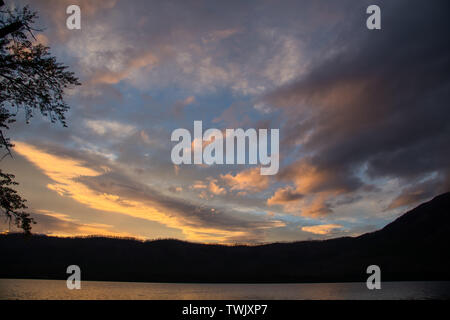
0 192 449 283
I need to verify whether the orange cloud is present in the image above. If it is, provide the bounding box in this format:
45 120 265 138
90 52 158 85
268 186 335 217
191 181 208 189
37 209 135 238
221 167 270 192
182 96 196 105
300 193 334 217
281 160 332 194
301 224 342 235
267 186 303 206
208 179 226 195
271 159 350 217
14 142 276 243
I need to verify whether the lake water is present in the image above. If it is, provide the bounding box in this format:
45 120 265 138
1 279 449 300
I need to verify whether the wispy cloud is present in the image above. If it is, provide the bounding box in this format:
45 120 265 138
14 142 283 243
301 224 343 235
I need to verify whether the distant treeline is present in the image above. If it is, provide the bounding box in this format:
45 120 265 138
0 193 449 283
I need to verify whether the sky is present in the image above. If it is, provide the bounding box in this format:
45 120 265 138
1 0 449 243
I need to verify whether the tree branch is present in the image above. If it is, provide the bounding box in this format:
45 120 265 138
0 21 24 39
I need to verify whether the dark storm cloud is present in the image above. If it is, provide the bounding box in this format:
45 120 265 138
387 177 445 210
263 0 450 209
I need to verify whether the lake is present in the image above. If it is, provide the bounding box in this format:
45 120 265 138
1 279 449 300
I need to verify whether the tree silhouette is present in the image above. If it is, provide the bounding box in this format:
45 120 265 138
0 1 80 233
0 170 32 233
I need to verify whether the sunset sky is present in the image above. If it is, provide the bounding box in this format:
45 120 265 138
1 0 449 243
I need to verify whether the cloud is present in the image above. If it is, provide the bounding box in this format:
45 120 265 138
301 224 343 235
27 0 315 96
189 178 227 198
278 159 360 195
10 0 449 242
90 51 159 85
208 178 226 196
28 0 119 41
84 120 136 137
202 28 241 43
182 96 195 105
221 168 270 193
0 209 134 238
267 159 355 217
191 181 207 190
262 0 450 214
262 35 305 86
172 96 196 116
386 177 444 210
267 186 303 206
14 141 283 243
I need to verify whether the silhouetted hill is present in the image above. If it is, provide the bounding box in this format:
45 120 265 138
1 193 449 283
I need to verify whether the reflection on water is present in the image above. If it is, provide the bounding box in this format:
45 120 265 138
0 279 449 300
